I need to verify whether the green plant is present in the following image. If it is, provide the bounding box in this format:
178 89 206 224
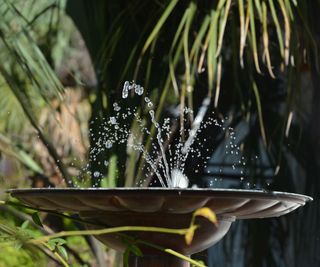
0 201 217 267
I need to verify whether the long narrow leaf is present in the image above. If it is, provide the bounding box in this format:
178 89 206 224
169 8 189 95
216 0 232 57
252 81 267 146
0 66 73 187
207 9 219 94
142 0 179 54
268 0 285 60
249 0 262 73
262 2 276 78
277 0 291 65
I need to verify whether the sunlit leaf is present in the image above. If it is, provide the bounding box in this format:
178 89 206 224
193 207 218 226
142 0 179 54
57 245 68 260
20 221 29 230
50 238 67 246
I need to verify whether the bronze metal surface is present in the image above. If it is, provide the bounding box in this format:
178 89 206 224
9 188 312 267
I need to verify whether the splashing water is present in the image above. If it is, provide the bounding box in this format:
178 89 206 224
171 169 189 188
75 80 246 188
122 80 144 99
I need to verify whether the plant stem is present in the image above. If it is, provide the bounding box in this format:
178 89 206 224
4 200 97 226
137 240 206 267
28 226 189 245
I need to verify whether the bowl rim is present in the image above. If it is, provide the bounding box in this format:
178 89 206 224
8 187 313 203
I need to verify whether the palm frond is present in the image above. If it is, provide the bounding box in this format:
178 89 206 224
0 133 43 173
0 0 78 187
65 0 316 187
0 0 64 101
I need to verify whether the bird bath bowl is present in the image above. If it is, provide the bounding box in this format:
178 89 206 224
9 188 312 267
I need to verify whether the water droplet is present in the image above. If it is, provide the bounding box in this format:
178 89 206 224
110 117 117 124
113 103 121 111
122 81 129 98
134 84 144 95
149 110 155 119
105 140 113 149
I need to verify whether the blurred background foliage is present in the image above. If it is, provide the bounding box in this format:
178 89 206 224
0 0 319 266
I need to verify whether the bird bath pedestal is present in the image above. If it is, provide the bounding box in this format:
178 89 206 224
10 188 312 267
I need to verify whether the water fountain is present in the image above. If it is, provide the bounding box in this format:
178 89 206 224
9 82 313 266
9 188 311 267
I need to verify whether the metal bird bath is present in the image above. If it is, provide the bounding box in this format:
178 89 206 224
10 188 312 267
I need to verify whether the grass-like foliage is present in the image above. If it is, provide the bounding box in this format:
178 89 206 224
0 199 217 267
